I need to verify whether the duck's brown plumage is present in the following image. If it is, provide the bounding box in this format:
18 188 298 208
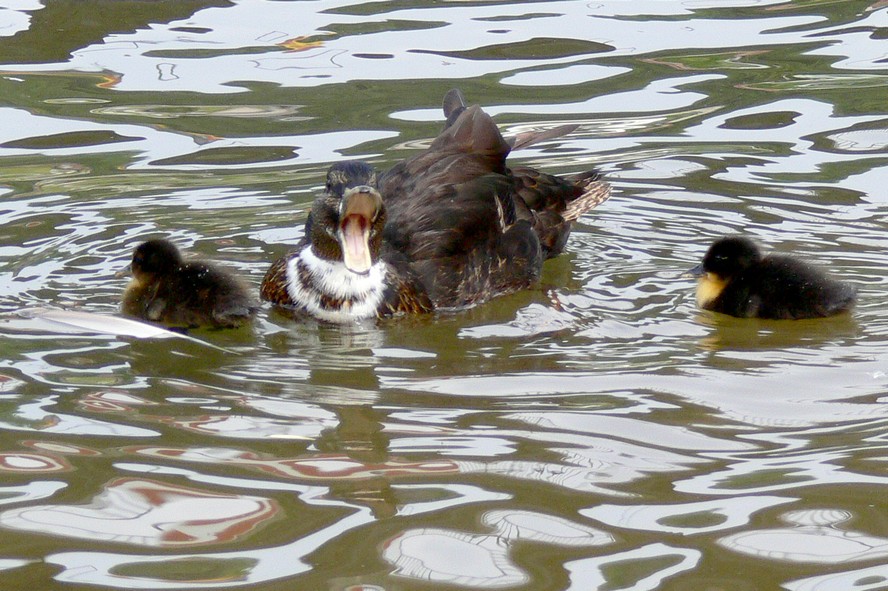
378 89 610 308
260 90 611 320
122 239 256 328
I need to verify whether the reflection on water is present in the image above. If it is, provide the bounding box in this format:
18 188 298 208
383 511 613 588
1 478 279 547
1 0 888 589
720 508 888 564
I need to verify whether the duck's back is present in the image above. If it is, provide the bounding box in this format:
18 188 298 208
380 105 511 209
379 106 541 308
728 256 857 319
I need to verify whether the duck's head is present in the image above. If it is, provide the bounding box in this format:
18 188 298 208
128 239 183 281
688 236 762 307
694 236 761 278
309 161 384 275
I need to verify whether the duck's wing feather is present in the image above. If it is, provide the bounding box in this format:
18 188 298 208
379 91 610 306
508 124 579 151
511 168 611 258
380 101 516 266
379 105 542 307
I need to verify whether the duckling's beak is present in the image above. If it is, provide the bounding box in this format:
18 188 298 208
338 186 383 275
114 264 132 279
684 263 704 279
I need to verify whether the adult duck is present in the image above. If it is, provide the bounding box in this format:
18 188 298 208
260 161 434 322
261 90 610 320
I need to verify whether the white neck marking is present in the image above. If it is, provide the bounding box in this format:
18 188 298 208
286 247 386 322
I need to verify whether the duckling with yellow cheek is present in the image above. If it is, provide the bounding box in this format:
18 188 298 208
121 239 256 329
689 236 857 320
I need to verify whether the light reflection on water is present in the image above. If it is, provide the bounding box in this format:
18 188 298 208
1 0 888 589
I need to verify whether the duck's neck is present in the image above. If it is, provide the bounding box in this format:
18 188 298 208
286 246 386 322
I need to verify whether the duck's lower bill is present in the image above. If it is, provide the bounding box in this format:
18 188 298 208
340 213 372 274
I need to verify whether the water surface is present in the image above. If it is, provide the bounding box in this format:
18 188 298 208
1 1 887 589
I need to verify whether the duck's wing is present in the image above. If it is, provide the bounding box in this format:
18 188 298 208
383 101 511 199
511 168 611 258
379 91 610 306
382 168 541 307
381 106 540 307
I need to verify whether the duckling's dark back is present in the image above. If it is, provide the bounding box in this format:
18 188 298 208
741 255 857 319
154 262 255 328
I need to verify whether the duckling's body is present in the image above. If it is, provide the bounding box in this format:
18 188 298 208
260 162 434 322
692 236 856 320
122 239 256 328
260 90 611 322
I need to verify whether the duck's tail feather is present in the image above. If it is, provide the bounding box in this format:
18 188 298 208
508 124 579 151
443 89 576 152
563 171 611 222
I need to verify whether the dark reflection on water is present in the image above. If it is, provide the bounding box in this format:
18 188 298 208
1 0 888 589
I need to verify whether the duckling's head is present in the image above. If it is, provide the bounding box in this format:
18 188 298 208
310 161 385 275
130 239 183 281
700 236 762 278
690 236 762 309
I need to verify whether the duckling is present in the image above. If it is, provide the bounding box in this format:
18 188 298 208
260 161 434 322
689 236 857 319
121 239 256 328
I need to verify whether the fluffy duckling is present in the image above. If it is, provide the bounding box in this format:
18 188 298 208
260 161 434 322
121 239 256 328
690 236 857 319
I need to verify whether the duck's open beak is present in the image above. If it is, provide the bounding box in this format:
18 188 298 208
338 186 383 275
114 264 132 279
683 263 704 279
